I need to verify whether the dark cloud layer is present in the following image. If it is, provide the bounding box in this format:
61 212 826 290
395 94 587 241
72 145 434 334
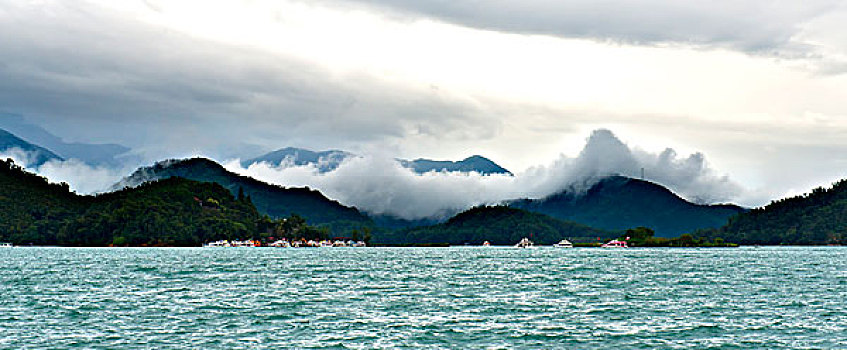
328 0 835 55
0 2 497 162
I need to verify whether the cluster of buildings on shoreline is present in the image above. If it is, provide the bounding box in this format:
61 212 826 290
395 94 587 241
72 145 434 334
203 238 367 248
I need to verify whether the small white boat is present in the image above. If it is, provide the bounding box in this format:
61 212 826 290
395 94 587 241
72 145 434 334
553 239 573 248
232 240 260 247
0 242 13 248
352 241 367 247
482 241 491 247
514 237 534 248
205 240 259 247
601 239 628 248
203 240 230 247
269 240 291 248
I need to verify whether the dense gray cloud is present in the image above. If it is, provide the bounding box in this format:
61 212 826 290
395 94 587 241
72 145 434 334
2 0 847 209
0 1 497 162
325 0 837 55
229 129 750 220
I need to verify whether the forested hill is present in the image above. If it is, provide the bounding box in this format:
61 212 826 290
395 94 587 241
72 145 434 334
511 176 745 237
113 157 374 233
0 158 261 246
381 206 616 245
704 180 847 245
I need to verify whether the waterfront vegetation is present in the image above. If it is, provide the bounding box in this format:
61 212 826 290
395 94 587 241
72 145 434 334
383 206 618 246
619 227 738 248
0 159 369 247
693 180 847 245
6 156 847 247
119 158 375 234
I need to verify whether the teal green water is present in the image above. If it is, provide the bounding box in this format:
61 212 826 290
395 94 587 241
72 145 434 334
1 247 846 349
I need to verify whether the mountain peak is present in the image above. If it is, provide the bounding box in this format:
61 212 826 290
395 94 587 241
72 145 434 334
241 147 352 172
0 114 130 166
511 175 745 237
403 155 512 175
0 128 64 167
113 157 373 232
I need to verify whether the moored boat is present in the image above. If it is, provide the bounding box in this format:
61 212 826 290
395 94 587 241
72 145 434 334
601 239 628 248
203 239 260 247
0 242 13 248
514 237 534 248
553 239 573 248
269 239 291 247
482 241 491 247
203 240 230 247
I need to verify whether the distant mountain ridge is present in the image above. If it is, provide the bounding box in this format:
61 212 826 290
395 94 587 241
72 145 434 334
241 147 352 172
399 155 512 175
114 157 374 233
0 114 130 166
0 128 64 167
242 147 512 175
510 175 746 237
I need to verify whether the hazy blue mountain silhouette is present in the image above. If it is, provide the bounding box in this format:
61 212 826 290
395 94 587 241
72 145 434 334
241 147 352 172
0 114 130 166
399 155 512 175
0 128 64 167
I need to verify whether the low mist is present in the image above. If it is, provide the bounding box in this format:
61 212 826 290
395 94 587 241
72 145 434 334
5 129 761 219
1 148 130 195
223 129 753 220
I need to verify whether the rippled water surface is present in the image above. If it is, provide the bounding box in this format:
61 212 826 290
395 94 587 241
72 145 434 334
2 247 846 349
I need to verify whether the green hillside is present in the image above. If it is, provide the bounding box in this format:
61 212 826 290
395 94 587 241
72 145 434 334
114 158 374 234
511 176 745 237
382 205 616 245
701 180 847 245
0 158 310 246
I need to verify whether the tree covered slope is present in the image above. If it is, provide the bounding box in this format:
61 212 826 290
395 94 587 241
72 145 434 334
113 158 374 233
511 176 745 237
1 158 259 246
708 180 847 245
382 205 615 245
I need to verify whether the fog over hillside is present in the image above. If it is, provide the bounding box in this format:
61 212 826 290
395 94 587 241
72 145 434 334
3 129 766 219
226 129 762 220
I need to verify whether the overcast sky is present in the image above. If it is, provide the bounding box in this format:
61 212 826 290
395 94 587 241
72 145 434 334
3 0 847 206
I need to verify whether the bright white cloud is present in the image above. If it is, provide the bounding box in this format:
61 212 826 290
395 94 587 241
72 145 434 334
1 148 129 194
2 0 847 204
223 129 759 220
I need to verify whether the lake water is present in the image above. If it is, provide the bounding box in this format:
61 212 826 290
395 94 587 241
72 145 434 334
1 247 846 349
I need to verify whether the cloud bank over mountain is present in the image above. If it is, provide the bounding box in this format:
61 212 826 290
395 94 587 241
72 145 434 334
0 148 133 195
227 129 757 220
3 1 847 203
